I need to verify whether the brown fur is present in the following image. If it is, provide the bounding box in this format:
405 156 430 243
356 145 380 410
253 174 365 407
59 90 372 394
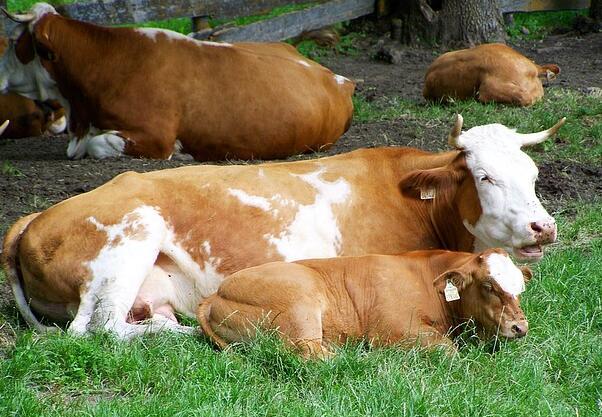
198 249 531 357
423 43 560 106
15 14 354 160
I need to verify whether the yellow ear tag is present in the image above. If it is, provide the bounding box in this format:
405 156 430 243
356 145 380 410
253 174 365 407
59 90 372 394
420 188 436 200
444 280 460 302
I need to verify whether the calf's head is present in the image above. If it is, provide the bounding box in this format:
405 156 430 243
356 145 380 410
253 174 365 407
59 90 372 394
434 248 531 339
0 4 63 103
401 115 562 261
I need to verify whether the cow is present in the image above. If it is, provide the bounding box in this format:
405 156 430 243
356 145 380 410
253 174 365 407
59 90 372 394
0 3 354 161
197 248 531 357
0 36 66 138
0 93 66 138
1 115 563 339
423 43 560 106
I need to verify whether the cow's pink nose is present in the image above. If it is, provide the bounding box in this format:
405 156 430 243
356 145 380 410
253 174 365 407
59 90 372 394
511 321 528 338
529 221 557 243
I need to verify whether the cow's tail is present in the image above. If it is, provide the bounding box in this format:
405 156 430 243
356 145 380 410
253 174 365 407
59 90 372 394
2 213 55 332
197 295 230 350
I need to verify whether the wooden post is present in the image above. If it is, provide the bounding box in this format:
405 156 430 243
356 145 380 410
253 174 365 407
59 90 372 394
192 15 211 32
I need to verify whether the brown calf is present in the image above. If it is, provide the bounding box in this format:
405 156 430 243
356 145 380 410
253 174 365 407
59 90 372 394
198 249 531 357
423 43 560 106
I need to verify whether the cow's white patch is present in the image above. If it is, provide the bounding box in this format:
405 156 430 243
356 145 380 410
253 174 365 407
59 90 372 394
486 253 525 297
334 74 349 85
160 230 224 315
66 127 126 159
458 123 555 260
47 115 67 134
135 28 232 47
298 60 311 67
228 188 272 211
24 3 58 26
265 167 351 261
69 206 166 335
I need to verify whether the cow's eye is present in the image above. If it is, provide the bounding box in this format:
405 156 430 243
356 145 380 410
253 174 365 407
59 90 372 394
482 281 493 291
480 175 491 183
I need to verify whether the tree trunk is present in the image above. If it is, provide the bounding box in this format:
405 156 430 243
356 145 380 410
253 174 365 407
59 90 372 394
591 0 602 21
396 0 506 47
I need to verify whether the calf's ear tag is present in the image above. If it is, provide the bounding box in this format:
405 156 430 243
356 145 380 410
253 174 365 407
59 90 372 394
444 280 460 302
420 188 436 200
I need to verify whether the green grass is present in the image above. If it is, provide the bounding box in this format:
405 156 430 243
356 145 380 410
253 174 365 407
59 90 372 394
0 203 600 416
352 89 602 164
506 10 587 40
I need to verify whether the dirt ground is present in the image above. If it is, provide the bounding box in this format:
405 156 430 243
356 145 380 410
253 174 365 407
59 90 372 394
0 31 601 342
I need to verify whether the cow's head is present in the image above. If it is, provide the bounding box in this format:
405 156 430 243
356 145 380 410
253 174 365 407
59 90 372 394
401 115 562 262
434 248 530 339
0 4 63 103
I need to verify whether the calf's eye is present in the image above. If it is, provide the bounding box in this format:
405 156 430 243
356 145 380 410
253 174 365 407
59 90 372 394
482 282 493 291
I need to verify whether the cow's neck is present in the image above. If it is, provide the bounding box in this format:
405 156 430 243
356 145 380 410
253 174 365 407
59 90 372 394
423 251 475 334
389 149 476 253
42 17 122 137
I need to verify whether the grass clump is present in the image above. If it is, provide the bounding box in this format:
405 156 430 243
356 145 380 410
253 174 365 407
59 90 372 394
352 89 602 164
506 9 588 40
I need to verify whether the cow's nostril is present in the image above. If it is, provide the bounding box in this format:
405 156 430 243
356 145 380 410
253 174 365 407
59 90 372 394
511 324 526 337
530 222 544 233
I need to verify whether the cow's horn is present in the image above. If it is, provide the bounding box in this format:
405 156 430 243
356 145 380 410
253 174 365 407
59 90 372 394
1 8 35 23
448 114 464 149
516 117 566 147
0 120 9 135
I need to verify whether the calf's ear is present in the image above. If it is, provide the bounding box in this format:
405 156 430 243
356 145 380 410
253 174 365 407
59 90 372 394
433 270 472 293
520 266 533 283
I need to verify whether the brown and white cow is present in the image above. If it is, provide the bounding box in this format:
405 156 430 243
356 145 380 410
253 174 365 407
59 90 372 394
423 43 560 106
198 248 531 357
0 36 66 138
0 3 354 160
2 116 562 339
0 93 66 138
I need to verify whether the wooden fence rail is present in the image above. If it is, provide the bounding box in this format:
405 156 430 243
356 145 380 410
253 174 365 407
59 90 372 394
55 0 325 26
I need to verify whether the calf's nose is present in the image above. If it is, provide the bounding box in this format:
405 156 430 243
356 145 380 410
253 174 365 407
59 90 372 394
529 220 557 244
511 321 528 338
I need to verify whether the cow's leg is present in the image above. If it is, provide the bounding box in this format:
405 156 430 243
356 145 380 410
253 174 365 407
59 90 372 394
67 207 170 339
478 78 541 106
67 130 127 159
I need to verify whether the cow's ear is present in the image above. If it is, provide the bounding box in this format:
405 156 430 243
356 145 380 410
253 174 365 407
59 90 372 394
434 270 472 293
14 30 35 64
33 24 57 62
520 266 533 283
399 155 468 199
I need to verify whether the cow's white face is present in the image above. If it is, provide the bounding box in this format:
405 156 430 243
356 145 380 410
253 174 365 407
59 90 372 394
456 120 559 262
0 4 62 103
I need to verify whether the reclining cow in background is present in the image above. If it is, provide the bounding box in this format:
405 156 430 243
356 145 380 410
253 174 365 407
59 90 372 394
198 248 531 357
2 115 563 339
0 3 354 160
0 36 66 138
0 94 66 138
423 43 560 106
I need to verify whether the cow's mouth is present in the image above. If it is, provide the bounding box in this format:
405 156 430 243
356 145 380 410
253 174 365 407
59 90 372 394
515 244 543 260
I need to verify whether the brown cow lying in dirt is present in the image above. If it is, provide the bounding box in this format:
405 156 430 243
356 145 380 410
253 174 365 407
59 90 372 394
423 43 560 106
0 94 66 138
0 37 66 138
1 4 354 160
198 248 531 357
